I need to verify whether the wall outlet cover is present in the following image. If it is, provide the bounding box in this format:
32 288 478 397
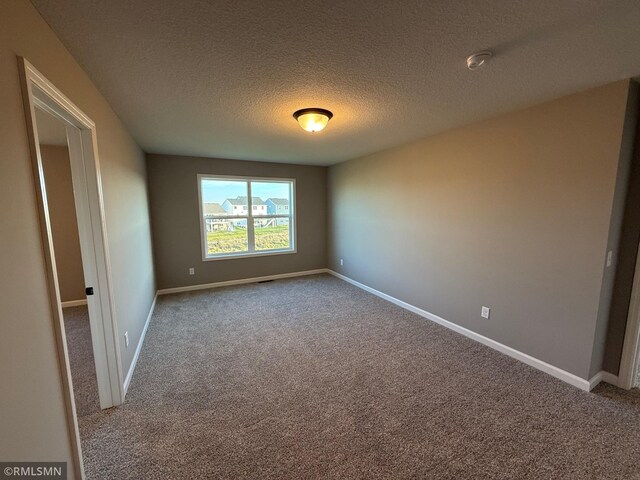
481 306 490 319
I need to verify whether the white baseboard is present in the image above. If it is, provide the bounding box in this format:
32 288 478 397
157 268 328 295
588 371 604 390
587 371 619 390
600 371 619 387
328 270 596 392
61 299 87 308
123 293 157 397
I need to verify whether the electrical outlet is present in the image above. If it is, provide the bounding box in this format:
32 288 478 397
124 331 129 348
340 259 344 266
481 306 490 319
606 251 613 267
189 267 195 275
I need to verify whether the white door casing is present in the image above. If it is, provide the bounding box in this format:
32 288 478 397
19 57 124 479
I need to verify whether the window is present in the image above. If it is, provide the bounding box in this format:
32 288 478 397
198 175 295 260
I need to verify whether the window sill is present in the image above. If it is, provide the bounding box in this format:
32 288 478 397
202 248 297 262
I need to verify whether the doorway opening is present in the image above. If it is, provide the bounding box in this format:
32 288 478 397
35 108 102 416
19 58 123 478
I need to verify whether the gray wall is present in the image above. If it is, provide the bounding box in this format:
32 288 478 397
146 154 327 289
0 1 155 472
40 145 86 302
328 81 631 380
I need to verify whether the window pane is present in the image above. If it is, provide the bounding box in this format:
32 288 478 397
254 217 290 251
251 181 291 216
201 179 248 216
200 176 294 259
206 219 248 256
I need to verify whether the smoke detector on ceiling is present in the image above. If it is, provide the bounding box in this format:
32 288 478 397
466 51 492 70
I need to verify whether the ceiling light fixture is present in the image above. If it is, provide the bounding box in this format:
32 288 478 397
466 51 492 70
293 108 333 133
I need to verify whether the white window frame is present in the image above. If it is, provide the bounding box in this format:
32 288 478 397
197 174 296 261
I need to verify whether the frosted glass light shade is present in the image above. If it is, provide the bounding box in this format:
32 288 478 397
293 108 333 133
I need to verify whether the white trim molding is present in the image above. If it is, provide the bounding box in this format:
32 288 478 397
588 371 604 391
157 269 327 295
618 238 640 389
586 371 620 391
61 299 88 308
328 270 599 392
123 294 157 396
586 371 619 390
600 371 620 387
197 174 297 262
21 58 124 410
19 57 125 479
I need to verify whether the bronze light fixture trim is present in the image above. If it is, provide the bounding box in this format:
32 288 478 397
293 108 333 132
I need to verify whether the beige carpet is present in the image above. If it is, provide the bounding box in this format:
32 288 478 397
78 274 640 479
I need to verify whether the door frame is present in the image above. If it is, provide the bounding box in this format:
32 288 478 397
618 245 640 389
18 57 125 478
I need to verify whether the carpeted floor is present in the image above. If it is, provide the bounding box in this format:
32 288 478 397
63 305 100 417
78 274 640 479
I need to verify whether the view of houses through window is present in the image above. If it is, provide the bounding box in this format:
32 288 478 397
199 176 295 258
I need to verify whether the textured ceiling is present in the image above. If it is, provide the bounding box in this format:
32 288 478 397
31 0 640 165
